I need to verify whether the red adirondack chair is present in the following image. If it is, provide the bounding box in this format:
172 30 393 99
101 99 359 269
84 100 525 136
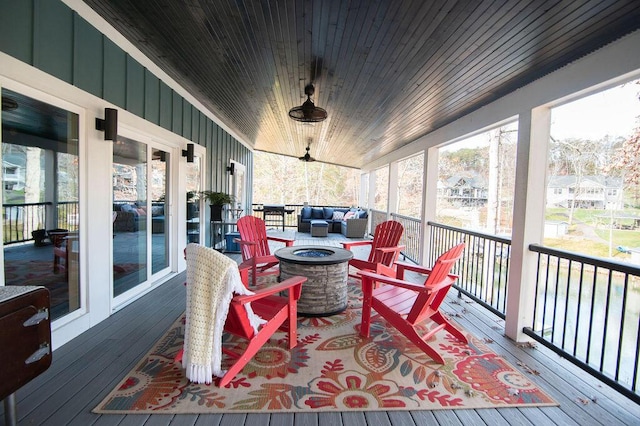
217 266 305 386
176 249 306 387
341 220 405 279
359 242 467 364
236 215 294 285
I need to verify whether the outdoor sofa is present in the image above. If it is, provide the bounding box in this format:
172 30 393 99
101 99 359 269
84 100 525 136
297 206 368 238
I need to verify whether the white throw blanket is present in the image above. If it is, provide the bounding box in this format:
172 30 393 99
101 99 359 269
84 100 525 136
182 243 266 384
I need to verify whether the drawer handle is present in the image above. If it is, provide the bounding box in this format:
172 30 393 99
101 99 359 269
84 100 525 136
26 343 50 364
23 309 49 327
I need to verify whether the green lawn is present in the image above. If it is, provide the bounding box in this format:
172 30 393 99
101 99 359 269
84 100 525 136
543 208 640 259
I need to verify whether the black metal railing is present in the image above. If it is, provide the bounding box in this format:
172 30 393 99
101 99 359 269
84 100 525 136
3 201 80 244
389 212 421 263
57 201 79 231
427 221 511 318
526 244 640 404
370 208 387 233
3 202 50 244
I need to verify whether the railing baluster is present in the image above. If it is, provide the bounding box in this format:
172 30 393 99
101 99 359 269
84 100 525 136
533 250 542 334
573 263 585 358
600 270 614 373
586 266 598 366
615 274 629 382
561 259 572 351
541 253 552 337
551 254 562 344
633 313 640 392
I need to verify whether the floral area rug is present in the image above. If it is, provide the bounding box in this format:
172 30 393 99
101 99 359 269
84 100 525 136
94 284 556 413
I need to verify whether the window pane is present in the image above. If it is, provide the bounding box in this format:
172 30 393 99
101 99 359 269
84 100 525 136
397 154 424 218
436 123 518 234
546 80 640 259
2 88 80 320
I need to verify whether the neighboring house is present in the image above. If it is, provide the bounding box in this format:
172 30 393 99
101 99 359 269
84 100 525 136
438 175 488 207
546 175 624 209
2 155 25 191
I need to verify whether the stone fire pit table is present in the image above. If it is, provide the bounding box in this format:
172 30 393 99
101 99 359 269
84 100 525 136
275 245 353 316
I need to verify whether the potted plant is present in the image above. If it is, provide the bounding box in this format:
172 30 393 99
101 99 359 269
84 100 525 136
200 191 234 221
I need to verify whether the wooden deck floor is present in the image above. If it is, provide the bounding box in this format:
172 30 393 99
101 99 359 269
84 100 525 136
5 232 640 425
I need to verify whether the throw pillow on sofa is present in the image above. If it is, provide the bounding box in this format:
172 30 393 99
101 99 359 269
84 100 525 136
332 211 345 220
323 207 334 219
343 211 356 220
121 204 139 216
311 208 324 219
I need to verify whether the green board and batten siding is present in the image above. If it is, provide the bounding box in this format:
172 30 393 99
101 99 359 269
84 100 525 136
0 0 252 201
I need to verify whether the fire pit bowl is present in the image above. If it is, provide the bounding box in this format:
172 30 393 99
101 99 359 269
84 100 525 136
275 245 353 316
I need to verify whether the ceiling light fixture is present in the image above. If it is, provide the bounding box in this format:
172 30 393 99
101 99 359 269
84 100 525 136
288 84 327 123
298 140 316 162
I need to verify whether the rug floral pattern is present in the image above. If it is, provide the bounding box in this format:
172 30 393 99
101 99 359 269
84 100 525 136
95 285 556 413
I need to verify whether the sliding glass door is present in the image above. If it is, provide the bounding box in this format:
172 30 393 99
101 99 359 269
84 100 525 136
112 137 148 297
151 148 169 274
112 135 172 301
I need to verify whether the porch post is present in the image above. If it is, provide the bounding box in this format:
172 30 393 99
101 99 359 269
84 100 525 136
359 171 368 207
505 107 550 341
421 147 439 265
360 171 369 233
366 170 377 235
43 150 56 231
368 168 377 206
388 160 399 218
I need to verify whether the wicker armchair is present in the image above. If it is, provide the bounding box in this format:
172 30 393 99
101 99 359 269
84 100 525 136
341 217 368 238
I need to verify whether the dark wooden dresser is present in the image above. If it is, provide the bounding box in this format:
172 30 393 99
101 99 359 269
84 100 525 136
0 286 51 426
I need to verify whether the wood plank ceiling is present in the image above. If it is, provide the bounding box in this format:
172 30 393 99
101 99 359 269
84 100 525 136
83 0 640 169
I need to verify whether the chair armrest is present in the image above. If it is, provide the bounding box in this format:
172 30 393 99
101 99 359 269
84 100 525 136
238 254 278 269
342 240 373 250
236 239 257 259
395 261 432 278
233 276 307 303
374 245 405 254
234 238 256 245
267 235 295 246
358 270 428 293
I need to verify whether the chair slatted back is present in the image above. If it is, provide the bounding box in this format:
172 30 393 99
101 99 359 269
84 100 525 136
237 216 271 261
406 243 465 324
368 220 404 265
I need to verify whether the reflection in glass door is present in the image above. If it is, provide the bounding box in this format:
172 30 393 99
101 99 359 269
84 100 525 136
112 137 147 297
1 88 81 320
230 161 246 218
151 149 169 274
186 157 201 243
